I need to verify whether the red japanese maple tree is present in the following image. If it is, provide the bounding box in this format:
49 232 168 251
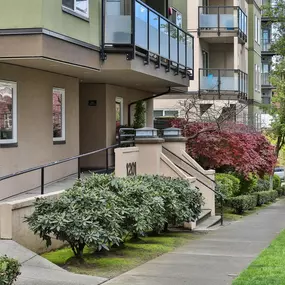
172 119 276 177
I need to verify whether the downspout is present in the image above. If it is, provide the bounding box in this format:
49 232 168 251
128 87 171 126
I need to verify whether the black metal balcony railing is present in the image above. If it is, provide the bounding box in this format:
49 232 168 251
198 6 247 42
199 68 248 99
262 73 271 85
261 39 276 54
101 0 194 79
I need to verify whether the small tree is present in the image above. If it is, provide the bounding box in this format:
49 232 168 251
133 101 146 129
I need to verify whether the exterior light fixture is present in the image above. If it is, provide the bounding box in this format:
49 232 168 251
135 127 158 138
162 127 182 137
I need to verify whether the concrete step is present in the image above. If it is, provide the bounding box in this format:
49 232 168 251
194 215 222 231
196 209 212 226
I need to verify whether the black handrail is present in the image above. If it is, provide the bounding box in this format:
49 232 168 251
162 146 224 226
0 129 136 196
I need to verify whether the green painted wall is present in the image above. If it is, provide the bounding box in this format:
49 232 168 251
248 2 262 116
42 0 101 47
0 0 43 28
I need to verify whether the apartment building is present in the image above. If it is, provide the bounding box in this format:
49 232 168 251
261 0 277 105
154 0 262 126
0 0 194 199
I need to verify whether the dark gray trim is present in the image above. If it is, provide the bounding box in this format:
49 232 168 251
53 140 66 145
62 6 90 22
0 55 101 72
0 28 100 52
0 143 18 148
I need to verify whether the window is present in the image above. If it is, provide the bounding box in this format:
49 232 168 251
255 15 261 44
0 81 17 144
258 19 260 43
258 65 261 91
153 110 178 118
53 88 65 142
169 8 182 28
116 97 123 128
62 0 89 17
200 104 212 116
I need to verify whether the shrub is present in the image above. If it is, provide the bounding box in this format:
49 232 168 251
237 173 258 195
276 185 285 197
0 255 21 285
111 175 203 235
25 185 123 258
109 176 166 238
216 174 232 199
273 174 281 190
26 174 203 257
228 195 257 214
253 179 270 193
255 190 278 206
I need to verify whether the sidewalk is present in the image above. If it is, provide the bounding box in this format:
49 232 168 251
103 199 285 285
0 240 106 285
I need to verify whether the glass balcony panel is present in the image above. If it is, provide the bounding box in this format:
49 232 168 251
105 0 131 44
179 31 186 66
220 14 234 29
187 35 193 69
200 70 219 91
149 11 159 54
200 14 218 28
170 24 178 63
200 69 247 93
220 70 237 91
135 1 148 49
160 19 169 59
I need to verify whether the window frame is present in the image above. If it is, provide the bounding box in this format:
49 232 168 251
170 7 183 28
0 80 17 145
53 87 66 143
153 109 179 118
62 0 89 18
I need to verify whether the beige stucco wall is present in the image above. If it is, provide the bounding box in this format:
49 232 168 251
0 63 79 200
79 84 153 169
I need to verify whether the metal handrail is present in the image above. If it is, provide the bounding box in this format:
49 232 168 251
162 146 224 226
0 129 136 196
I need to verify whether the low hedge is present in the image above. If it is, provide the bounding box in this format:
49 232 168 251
215 173 240 198
276 185 285 197
0 255 21 285
273 174 281 190
255 190 278 206
228 195 257 214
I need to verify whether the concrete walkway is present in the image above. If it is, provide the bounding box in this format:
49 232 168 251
0 240 106 285
104 199 285 285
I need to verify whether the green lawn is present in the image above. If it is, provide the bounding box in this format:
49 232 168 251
42 232 201 279
233 230 285 285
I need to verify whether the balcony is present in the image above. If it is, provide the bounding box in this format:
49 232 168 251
261 39 276 55
198 6 247 44
199 69 248 100
102 0 194 81
262 73 273 87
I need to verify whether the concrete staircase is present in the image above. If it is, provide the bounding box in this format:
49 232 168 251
195 209 221 231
